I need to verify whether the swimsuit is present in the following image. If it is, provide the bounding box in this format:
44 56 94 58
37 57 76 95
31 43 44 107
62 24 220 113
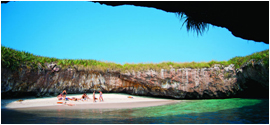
82 95 87 100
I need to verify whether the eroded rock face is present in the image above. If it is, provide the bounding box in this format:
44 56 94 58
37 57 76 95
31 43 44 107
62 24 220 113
235 60 269 98
1 62 268 99
120 64 238 98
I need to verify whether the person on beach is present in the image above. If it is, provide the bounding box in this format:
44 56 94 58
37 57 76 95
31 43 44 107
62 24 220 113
69 97 80 101
62 90 67 101
64 102 75 106
57 93 63 100
99 91 104 102
93 91 97 102
72 97 78 101
81 93 90 101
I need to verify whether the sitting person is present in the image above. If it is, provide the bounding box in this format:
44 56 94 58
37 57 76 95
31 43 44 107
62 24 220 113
81 93 90 101
57 93 63 100
58 92 69 101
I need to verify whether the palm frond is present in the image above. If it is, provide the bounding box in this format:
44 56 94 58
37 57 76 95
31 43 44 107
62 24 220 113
176 12 209 36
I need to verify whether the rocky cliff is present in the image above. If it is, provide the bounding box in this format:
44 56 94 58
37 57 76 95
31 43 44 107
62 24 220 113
234 60 269 98
2 60 268 99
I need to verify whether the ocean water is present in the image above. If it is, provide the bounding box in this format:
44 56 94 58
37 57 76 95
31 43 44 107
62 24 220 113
1 98 269 124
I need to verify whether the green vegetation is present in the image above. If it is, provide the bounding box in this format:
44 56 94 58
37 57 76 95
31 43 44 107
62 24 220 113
228 49 269 69
1 46 268 72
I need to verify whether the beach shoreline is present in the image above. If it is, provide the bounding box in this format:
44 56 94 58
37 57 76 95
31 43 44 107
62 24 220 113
1 93 179 110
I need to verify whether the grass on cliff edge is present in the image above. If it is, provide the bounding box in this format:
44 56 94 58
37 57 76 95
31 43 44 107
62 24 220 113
1 46 269 72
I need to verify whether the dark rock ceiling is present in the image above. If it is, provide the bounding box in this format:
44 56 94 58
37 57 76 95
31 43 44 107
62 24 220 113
95 1 269 44
2 1 269 44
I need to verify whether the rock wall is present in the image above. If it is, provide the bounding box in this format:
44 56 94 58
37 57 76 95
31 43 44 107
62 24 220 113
234 60 269 98
1 61 268 99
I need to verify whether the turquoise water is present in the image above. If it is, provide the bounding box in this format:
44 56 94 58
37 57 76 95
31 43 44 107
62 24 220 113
2 98 269 124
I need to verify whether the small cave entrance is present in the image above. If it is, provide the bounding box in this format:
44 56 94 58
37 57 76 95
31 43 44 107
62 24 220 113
235 79 269 98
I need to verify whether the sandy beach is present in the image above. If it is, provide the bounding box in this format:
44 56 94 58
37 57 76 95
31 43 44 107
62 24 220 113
1 93 179 110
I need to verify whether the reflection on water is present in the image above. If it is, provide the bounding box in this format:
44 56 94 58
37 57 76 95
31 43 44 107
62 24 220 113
1 98 268 124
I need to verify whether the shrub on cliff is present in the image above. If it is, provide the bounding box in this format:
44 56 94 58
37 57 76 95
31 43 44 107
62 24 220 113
228 50 269 69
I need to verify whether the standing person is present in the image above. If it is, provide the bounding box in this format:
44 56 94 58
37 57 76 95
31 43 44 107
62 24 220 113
62 90 67 101
93 91 96 102
99 91 104 102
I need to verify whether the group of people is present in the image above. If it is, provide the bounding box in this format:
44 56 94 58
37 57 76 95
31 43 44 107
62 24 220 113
57 90 104 102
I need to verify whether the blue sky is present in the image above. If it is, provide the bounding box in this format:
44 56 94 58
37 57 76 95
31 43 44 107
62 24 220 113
1 1 269 64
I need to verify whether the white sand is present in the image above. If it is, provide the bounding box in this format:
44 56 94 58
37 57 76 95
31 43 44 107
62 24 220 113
1 93 179 110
